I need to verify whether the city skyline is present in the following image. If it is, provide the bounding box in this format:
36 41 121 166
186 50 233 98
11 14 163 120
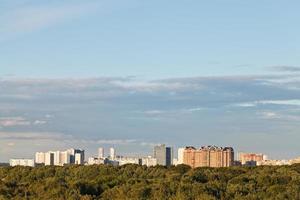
1 0 300 161
8 144 300 168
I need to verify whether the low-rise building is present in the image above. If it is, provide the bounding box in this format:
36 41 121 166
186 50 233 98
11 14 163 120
115 156 142 166
9 159 35 167
257 159 290 166
87 157 107 165
142 156 157 167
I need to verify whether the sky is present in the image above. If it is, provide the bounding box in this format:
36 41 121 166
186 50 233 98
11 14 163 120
1 0 300 161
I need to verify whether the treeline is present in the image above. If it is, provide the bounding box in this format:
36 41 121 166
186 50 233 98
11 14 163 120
1 164 300 200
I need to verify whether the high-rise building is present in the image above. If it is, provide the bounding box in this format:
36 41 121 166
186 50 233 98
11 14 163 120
238 152 267 165
183 146 234 168
37 148 84 166
35 152 45 164
98 147 104 158
45 151 55 166
67 148 85 164
59 151 71 165
177 148 185 165
75 153 84 165
153 144 173 166
110 147 116 160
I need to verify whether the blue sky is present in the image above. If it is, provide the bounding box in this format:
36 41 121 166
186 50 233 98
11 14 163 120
1 0 300 78
1 0 300 161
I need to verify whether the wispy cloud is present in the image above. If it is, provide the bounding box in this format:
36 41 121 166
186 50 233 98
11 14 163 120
0 117 47 128
0 131 156 147
0 117 30 127
0 1 99 40
269 66 300 72
235 100 300 108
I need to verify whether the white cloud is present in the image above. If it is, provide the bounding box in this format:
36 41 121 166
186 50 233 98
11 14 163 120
33 120 47 125
234 100 300 108
233 103 256 107
259 111 280 119
111 79 203 93
259 100 300 106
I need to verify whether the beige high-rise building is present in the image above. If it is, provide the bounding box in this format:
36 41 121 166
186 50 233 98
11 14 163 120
238 152 267 165
183 146 234 168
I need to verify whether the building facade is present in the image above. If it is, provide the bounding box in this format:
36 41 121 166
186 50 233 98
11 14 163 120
177 148 185 165
153 144 173 166
98 147 104 158
142 156 157 167
238 152 267 165
183 146 234 168
35 152 45 164
110 148 116 160
36 148 85 166
10 159 35 167
115 157 142 166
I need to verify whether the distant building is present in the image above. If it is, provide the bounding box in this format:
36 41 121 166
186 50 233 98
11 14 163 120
37 148 84 166
238 152 267 165
75 153 84 165
173 158 178 166
10 159 35 167
244 160 257 167
233 160 242 166
110 147 116 160
98 147 104 158
68 149 85 164
35 152 45 164
87 157 107 165
59 151 71 165
45 151 55 166
142 156 157 167
106 159 119 166
153 144 173 166
115 156 142 166
177 148 185 165
183 146 234 168
258 159 290 166
289 157 300 165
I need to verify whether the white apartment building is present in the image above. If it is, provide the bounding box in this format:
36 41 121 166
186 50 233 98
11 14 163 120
110 148 116 159
38 148 84 166
98 147 104 158
115 157 142 166
10 159 35 167
35 152 45 164
142 156 157 167
87 157 106 165
177 148 185 165
75 153 84 165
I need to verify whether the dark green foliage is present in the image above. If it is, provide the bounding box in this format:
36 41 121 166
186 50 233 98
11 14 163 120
0 164 300 199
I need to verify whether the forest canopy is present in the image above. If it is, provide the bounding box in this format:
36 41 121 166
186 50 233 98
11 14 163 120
1 164 300 200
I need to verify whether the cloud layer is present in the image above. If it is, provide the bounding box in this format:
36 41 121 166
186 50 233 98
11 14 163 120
1 74 300 160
